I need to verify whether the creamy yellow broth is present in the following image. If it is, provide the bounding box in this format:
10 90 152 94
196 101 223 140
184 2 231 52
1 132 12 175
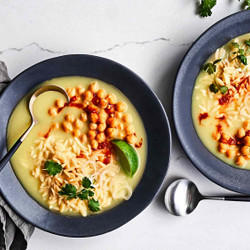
192 33 250 169
7 76 147 215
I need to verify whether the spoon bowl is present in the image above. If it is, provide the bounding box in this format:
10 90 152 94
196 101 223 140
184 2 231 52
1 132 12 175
0 84 69 172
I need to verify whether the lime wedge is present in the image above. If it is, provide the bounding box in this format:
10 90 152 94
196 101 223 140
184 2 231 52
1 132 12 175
111 140 139 178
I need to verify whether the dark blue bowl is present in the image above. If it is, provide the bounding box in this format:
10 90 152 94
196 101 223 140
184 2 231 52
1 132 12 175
0 55 171 237
173 10 250 194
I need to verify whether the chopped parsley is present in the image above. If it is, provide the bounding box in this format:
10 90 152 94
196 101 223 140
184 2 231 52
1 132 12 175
45 160 62 176
199 0 217 17
88 199 101 212
245 39 250 47
209 83 228 95
231 42 248 66
58 177 100 212
202 59 221 75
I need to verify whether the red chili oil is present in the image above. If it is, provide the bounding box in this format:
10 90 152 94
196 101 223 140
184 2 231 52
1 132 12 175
198 112 208 124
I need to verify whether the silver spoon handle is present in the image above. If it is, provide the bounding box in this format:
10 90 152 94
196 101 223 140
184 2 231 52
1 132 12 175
204 196 250 201
0 122 35 172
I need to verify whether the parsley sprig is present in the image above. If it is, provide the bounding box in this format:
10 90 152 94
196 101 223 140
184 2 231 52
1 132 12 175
231 42 248 66
202 59 221 75
59 177 100 212
198 0 250 17
45 160 62 176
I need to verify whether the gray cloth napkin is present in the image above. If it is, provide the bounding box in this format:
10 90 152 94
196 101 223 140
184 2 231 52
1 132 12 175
0 61 34 250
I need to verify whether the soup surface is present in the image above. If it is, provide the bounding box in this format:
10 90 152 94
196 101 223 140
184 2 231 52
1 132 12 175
192 33 250 169
8 76 147 216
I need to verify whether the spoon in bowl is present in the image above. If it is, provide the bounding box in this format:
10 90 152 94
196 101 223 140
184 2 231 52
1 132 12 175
0 85 69 172
165 179 250 216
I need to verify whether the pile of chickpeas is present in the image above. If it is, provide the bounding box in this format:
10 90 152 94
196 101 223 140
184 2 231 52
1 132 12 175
48 81 139 150
214 120 250 166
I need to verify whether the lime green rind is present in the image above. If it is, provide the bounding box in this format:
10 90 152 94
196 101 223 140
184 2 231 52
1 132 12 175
111 140 139 178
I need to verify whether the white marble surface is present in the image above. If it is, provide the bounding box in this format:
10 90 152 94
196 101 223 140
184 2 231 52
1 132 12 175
0 1 249 249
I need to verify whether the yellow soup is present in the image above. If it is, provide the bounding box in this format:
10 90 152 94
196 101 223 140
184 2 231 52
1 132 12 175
8 76 147 216
192 33 250 169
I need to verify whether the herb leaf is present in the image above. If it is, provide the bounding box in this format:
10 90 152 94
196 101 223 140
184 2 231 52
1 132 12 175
59 184 77 200
77 190 89 200
82 177 92 189
88 199 100 212
237 54 248 66
45 160 62 176
220 86 228 94
199 0 217 17
245 39 250 47
231 42 248 66
209 83 219 93
202 63 216 75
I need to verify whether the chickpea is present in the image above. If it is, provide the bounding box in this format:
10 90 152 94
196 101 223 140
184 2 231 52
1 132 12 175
106 93 117 104
118 123 124 130
115 102 127 112
84 90 94 102
213 132 221 141
106 128 117 138
218 142 228 153
98 123 106 132
90 123 98 130
72 129 81 137
79 134 87 143
51 122 60 130
226 149 235 158
82 101 89 109
118 130 126 139
88 104 99 113
88 130 97 140
74 119 83 129
89 81 99 93
222 132 230 140
236 155 246 166
114 111 122 119
99 110 107 123
125 124 135 135
77 85 85 95
65 113 75 123
97 89 106 99
90 113 99 123
99 99 108 109
123 114 133 123
241 145 250 155
126 134 137 144
55 99 64 108
243 121 250 131
67 88 76 98
48 107 58 117
91 140 98 150
80 112 88 122
107 117 119 128
62 121 73 133
243 136 250 146
237 128 246 138
96 133 106 143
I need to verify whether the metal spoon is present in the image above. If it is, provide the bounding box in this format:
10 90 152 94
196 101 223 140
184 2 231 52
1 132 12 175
165 179 250 216
0 85 69 172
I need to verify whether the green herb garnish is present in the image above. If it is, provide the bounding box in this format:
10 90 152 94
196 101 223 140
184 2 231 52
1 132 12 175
202 59 221 75
45 160 62 176
199 0 217 17
231 42 248 66
245 39 250 47
59 177 100 212
219 86 228 94
58 184 77 200
88 199 100 212
209 83 219 93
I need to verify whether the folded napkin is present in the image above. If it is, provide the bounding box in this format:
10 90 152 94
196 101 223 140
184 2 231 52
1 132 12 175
0 61 34 250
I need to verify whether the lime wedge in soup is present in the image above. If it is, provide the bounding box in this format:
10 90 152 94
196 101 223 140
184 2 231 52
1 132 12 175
111 140 139 178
